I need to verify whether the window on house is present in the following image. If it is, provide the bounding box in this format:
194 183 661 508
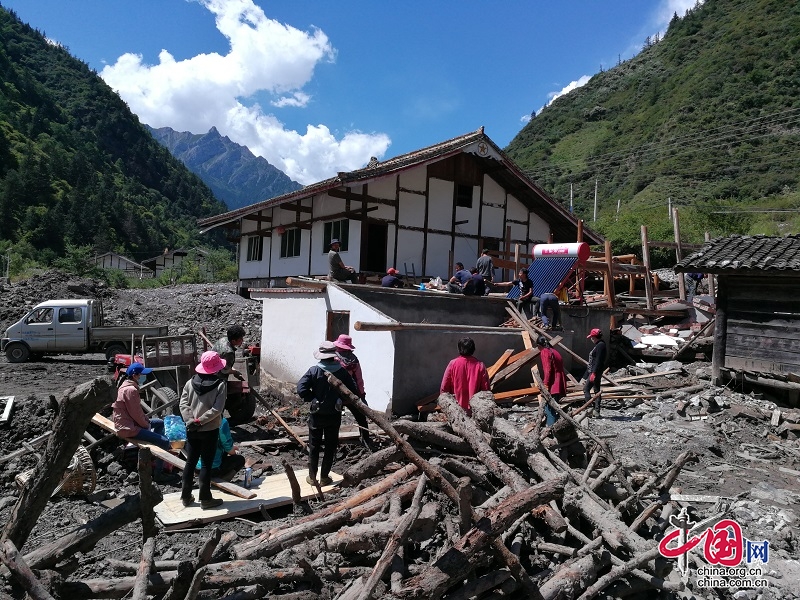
280 228 301 258
456 184 473 208
246 235 263 262
323 220 349 252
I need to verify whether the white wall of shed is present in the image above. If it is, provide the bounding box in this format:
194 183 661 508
258 287 395 413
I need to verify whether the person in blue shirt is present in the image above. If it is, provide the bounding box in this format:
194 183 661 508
199 417 246 482
447 262 475 294
381 268 404 288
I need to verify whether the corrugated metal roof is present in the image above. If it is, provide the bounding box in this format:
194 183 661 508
675 234 800 274
506 257 577 299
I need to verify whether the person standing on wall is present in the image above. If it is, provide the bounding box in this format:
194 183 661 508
179 350 227 509
297 341 360 487
334 334 377 451
440 337 490 416
213 324 246 381
584 328 607 418
476 248 494 294
536 336 567 426
328 239 359 284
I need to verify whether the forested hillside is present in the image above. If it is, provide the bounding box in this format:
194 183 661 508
0 5 227 272
507 0 800 253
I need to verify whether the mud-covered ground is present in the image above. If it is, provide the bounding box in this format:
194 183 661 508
0 271 799 599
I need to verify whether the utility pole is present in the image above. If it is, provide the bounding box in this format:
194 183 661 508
593 179 598 222
616 198 621 220
668 197 672 223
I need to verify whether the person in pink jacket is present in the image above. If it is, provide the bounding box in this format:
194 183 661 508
334 334 376 451
440 337 490 415
112 362 170 450
537 336 567 426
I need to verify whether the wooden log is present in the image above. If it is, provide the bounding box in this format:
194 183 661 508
438 392 529 491
210 530 238 563
281 459 303 507
232 509 352 560
576 547 664 600
23 494 143 570
342 445 404 487
443 570 512 600
137 447 160 541
0 431 52 465
616 451 696 515
325 372 543 598
539 552 608 600
131 537 156 600
354 476 427 600
393 420 472 453
401 476 567 599
251 388 308 452
2 378 114 549
0 539 56 600
469 394 653 556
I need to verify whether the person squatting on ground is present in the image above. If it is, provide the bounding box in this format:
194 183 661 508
328 239 359 284
536 336 567 426
538 292 561 330
213 324 245 381
297 341 360 486
440 337 490 416
333 334 377 451
199 416 246 482
584 328 607 417
179 350 227 509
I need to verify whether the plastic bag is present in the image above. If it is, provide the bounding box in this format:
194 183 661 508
164 415 187 444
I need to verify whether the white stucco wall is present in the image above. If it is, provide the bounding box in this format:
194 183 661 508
425 233 453 280
453 237 479 271
427 178 453 231
396 229 425 277
529 212 551 242
398 190 426 227
257 286 395 412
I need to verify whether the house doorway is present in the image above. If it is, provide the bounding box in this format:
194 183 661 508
361 221 388 273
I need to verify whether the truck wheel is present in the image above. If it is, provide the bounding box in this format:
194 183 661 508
105 344 128 362
150 386 180 416
5 342 30 363
226 391 257 426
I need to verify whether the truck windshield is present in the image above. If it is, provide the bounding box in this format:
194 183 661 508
27 308 54 324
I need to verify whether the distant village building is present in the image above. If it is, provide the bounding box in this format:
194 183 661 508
141 248 210 279
198 128 603 296
92 252 153 278
676 234 800 401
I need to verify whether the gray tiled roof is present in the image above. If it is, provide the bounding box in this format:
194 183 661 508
675 234 800 273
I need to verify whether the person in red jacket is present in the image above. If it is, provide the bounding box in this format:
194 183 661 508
333 334 376 451
440 337 490 415
537 336 567 426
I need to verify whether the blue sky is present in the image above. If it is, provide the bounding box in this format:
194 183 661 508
3 0 696 185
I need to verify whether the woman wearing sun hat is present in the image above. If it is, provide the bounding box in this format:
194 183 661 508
334 334 376 451
179 350 227 508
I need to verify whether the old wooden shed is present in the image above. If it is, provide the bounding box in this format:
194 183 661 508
675 234 800 400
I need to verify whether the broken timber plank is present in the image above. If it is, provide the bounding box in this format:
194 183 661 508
91 414 255 500
0 396 14 424
612 370 683 383
491 348 541 387
487 350 515 380
493 387 540 400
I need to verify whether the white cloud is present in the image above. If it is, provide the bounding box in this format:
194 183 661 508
547 75 592 105
100 0 390 184
520 114 532 124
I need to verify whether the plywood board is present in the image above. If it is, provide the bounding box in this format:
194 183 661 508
155 468 342 529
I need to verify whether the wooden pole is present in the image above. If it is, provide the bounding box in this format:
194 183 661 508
673 208 686 300
604 240 615 307
2 378 114 550
0 540 56 600
355 321 520 333
711 276 728 385
705 231 716 299
640 225 654 310
504 225 511 282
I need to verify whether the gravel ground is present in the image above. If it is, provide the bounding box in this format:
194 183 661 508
0 271 799 599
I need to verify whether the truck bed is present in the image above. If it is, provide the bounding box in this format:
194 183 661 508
90 325 169 342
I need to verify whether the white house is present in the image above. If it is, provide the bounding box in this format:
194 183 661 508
92 252 153 278
141 248 210 278
198 128 602 296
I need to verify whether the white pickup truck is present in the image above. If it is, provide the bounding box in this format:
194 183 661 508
1 299 168 362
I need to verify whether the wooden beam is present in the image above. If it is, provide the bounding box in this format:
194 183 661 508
280 202 312 214
355 322 518 333
328 188 398 207
285 277 327 289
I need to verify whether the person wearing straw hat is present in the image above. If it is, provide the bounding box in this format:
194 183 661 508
179 350 227 508
584 328 607 418
297 341 360 487
333 334 376 451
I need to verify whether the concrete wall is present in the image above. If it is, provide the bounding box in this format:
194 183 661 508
347 286 511 327
391 328 527 415
560 305 623 376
